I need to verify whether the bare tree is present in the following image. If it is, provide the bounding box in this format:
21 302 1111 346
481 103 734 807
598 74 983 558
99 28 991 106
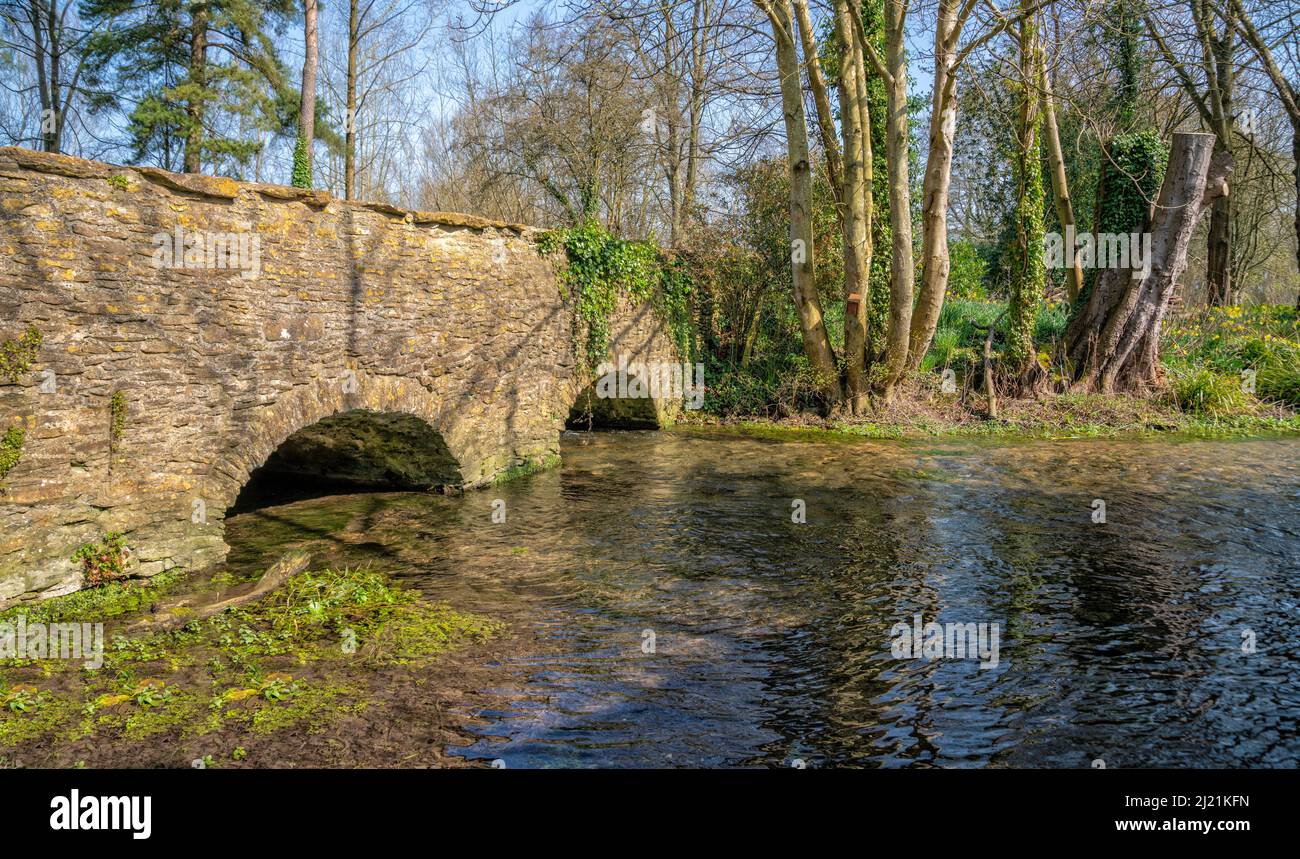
1145 0 1241 305
0 0 102 153
856 0 913 401
1228 0 1300 305
754 0 842 402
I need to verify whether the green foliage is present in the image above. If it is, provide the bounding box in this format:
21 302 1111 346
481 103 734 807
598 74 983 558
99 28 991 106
1165 305 1300 409
0 326 42 384
1096 129 1168 235
107 174 130 191
132 680 172 709
71 532 130 587
1258 359 1300 407
3 686 41 714
492 454 562 485
1110 0 1147 129
290 136 312 189
81 0 297 176
539 220 693 366
0 425 24 485
1034 300 1072 343
698 354 824 418
0 571 182 628
259 675 299 702
920 299 1072 378
947 240 989 301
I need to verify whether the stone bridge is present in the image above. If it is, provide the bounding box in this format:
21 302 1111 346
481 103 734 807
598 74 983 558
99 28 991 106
0 147 681 604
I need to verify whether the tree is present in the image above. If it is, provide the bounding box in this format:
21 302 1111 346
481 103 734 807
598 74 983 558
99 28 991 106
600 0 750 246
1005 1 1046 388
1042 60 1083 300
755 0 842 403
906 0 1018 370
82 0 295 176
857 0 913 402
1228 0 1300 306
1145 0 1240 305
793 0 872 412
292 0 317 187
1064 131 1230 390
0 0 100 153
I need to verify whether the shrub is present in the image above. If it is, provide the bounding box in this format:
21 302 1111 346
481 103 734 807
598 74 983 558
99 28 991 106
0 326 42 384
539 220 693 366
72 532 130 587
947 239 989 301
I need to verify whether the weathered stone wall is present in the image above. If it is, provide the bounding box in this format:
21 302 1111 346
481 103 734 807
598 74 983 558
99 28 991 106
0 147 680 604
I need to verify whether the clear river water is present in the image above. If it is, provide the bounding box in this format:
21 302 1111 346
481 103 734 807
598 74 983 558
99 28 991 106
224 429 1300 768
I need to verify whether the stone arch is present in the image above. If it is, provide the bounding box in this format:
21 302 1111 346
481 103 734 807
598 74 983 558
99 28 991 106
207 374 468 518
565 373 663 430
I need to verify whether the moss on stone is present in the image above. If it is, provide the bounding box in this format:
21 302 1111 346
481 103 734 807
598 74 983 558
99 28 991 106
0 325 41 384
491 453 562 485
0 425 24 485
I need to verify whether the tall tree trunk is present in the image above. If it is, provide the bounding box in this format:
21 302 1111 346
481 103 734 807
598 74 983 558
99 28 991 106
792 0 842 196
1206 187 1232 304
876 0 913 402
344 0 358 199
1203 0 1235 306
907 0 958 370
852 27 875 403
1065 132 1230 391
1042 66 1083 301
1006 2 1046 388
184 3 209 174
830 0 871 412
764 0 842 403
299 0 319 161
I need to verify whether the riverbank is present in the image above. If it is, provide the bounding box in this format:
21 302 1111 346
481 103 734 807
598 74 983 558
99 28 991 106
0 562 519 768
678 383 1300 442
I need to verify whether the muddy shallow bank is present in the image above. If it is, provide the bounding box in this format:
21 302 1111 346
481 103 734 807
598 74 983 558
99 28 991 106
4 429 1300 768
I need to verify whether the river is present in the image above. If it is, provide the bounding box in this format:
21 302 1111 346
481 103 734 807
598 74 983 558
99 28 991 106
224 429 1300 768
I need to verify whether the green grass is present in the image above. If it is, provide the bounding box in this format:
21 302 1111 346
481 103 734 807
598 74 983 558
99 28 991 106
0 564 500 751
1163 304 1300 410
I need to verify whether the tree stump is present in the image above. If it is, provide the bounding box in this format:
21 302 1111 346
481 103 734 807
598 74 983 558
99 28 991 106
1064 132 1231 392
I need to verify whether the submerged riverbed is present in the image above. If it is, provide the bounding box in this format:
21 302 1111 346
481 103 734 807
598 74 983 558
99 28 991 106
221 429 1300 768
